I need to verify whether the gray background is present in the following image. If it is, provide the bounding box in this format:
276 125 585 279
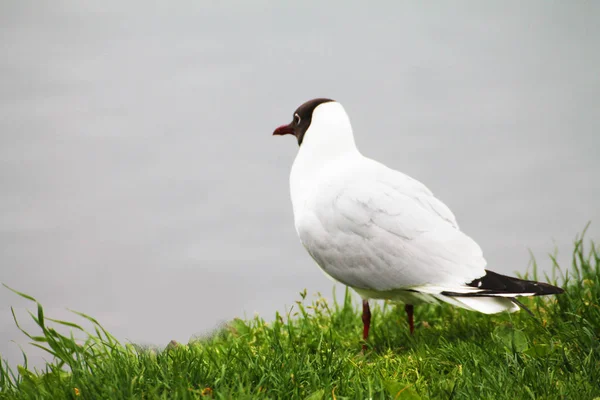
1 1 599 368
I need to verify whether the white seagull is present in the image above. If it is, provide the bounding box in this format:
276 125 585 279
273 98 564 348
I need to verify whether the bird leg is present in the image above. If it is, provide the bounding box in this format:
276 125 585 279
405 304 414 334
362 299 371 351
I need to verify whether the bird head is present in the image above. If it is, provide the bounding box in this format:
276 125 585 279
273 98 352 146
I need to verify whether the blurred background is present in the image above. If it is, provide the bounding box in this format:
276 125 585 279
1 1 599 368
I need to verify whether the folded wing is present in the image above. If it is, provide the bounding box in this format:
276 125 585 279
297 159 488 292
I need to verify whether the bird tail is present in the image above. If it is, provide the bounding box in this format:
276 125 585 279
433 294 519 314
414 270 564 314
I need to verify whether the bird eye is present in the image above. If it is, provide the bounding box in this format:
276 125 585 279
294 113 301 125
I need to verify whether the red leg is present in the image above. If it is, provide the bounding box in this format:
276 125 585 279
405 304 414 334
362 299 371 351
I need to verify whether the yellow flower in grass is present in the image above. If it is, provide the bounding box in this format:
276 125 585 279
74 387 81 396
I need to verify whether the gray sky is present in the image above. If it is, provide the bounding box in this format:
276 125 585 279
1 1 599 367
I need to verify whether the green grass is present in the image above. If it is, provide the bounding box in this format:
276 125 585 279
1 235 599 400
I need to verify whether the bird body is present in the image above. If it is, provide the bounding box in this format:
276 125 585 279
274 98 564 343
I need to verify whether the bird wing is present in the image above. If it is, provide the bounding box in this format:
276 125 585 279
296 158 487 292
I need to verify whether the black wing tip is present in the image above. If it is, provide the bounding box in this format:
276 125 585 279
545 285 565 295
522 280 565 296
457 269 565 297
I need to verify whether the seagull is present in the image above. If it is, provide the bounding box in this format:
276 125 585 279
273 98 564 348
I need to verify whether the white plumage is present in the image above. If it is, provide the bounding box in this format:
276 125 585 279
287 101 516 313
273 99 563 340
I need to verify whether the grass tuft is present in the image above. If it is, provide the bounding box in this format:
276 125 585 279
1 235 599 399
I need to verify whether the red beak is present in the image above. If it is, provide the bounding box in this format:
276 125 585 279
273 123 294 136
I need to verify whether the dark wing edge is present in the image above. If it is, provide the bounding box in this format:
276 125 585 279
440 269 564 297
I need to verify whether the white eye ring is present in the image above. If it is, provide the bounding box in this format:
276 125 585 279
294 113 301 124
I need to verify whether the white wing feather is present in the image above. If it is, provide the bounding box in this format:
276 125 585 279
295 156 486 292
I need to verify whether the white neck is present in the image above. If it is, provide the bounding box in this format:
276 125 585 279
289 102 359 215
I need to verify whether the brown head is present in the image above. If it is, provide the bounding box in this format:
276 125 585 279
272 98 335 146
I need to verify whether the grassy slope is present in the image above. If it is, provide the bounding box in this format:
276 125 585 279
1 237 599 400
